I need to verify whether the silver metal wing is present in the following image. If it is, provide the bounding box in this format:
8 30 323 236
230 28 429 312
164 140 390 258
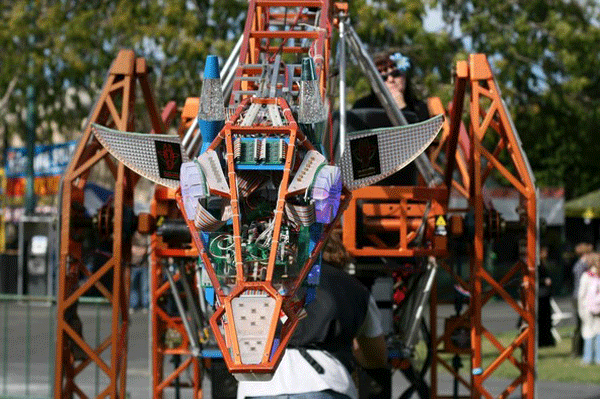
338 114 444 190
92 123 190 189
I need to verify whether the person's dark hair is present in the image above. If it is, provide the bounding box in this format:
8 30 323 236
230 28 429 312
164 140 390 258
322 229 353 269
373 53 396 72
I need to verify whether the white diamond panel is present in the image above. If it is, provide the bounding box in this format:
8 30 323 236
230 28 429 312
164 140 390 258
231 295 276 365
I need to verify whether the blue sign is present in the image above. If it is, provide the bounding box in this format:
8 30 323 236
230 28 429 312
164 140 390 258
5 141 77 178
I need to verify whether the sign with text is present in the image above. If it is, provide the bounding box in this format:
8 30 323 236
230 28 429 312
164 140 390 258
4 141 77 197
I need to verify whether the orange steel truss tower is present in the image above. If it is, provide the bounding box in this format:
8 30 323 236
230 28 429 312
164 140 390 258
429 54 536 399
345 54 537 398
148 100 207 398
54 50 177 399
149 184 205 399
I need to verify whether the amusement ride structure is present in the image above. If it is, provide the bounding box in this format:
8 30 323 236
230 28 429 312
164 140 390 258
53 1 537 398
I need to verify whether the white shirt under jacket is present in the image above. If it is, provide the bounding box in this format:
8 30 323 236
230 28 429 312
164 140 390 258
237 295 384 399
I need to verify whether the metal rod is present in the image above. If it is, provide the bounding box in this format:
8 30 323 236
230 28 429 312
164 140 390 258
269 54 282 99
222 35 244 103
194 266 209 323
48 301 55 398
95 301 101 396
17 220 24 296
173 354 181 399
345 24 441 186
404 257 438 351
25 300 30 397
176 263 204 340
3 302 7 395
181 115 198 157
163 264 201 357
182 118 201 158
337 17 347 164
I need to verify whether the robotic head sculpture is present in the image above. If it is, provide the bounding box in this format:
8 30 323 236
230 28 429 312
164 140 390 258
92 54 443 379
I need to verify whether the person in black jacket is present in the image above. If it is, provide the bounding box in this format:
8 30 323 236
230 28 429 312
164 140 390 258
352 51 429 188
237 232 387 399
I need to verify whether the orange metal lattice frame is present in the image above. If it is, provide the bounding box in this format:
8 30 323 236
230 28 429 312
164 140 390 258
150 185 203 399
342 185 448 257
231 0 332 105
54 49 175 399
428 55 536 399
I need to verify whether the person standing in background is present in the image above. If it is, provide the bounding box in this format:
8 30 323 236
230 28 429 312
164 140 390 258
572 243 594 357
538 246 556 347
129 230 150 313
578 253 600 365
352 51 430 188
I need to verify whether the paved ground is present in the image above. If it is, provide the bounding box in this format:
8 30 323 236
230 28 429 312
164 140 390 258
393 372 600 399
1 296 599 398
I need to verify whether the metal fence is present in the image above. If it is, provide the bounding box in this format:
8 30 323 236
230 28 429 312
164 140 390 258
0 294 111 399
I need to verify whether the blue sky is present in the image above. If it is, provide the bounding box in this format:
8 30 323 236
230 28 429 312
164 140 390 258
423 4 444 33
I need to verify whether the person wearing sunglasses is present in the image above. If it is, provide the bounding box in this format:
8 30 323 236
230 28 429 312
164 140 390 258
351 51 430 189
353 51 429 124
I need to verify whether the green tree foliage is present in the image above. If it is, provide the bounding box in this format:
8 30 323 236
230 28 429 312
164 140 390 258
0 0 246 143
437 0 600 198
2 1 598 198
345 0 460 105
1 0 455 142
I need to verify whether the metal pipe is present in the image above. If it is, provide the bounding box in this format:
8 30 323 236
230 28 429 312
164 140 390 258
17 220 24 296
25 86 36 215
221 35 242 79
25 300 30 397
48 301 55 397
95 302 101 396
182 118 201 158
222 35 243 103
404 257 438 351
2 303 7 396
337 18 347 164
345 24 441 186
176 263 204 339
195 266 208 319
269 54 282 98
181 114 198 157
163 264 201 357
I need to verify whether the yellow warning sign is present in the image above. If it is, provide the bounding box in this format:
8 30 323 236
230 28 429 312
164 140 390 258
583 208 595 220
435 215 447 236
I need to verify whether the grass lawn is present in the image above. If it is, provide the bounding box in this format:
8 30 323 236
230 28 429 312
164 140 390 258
420 326 600 384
